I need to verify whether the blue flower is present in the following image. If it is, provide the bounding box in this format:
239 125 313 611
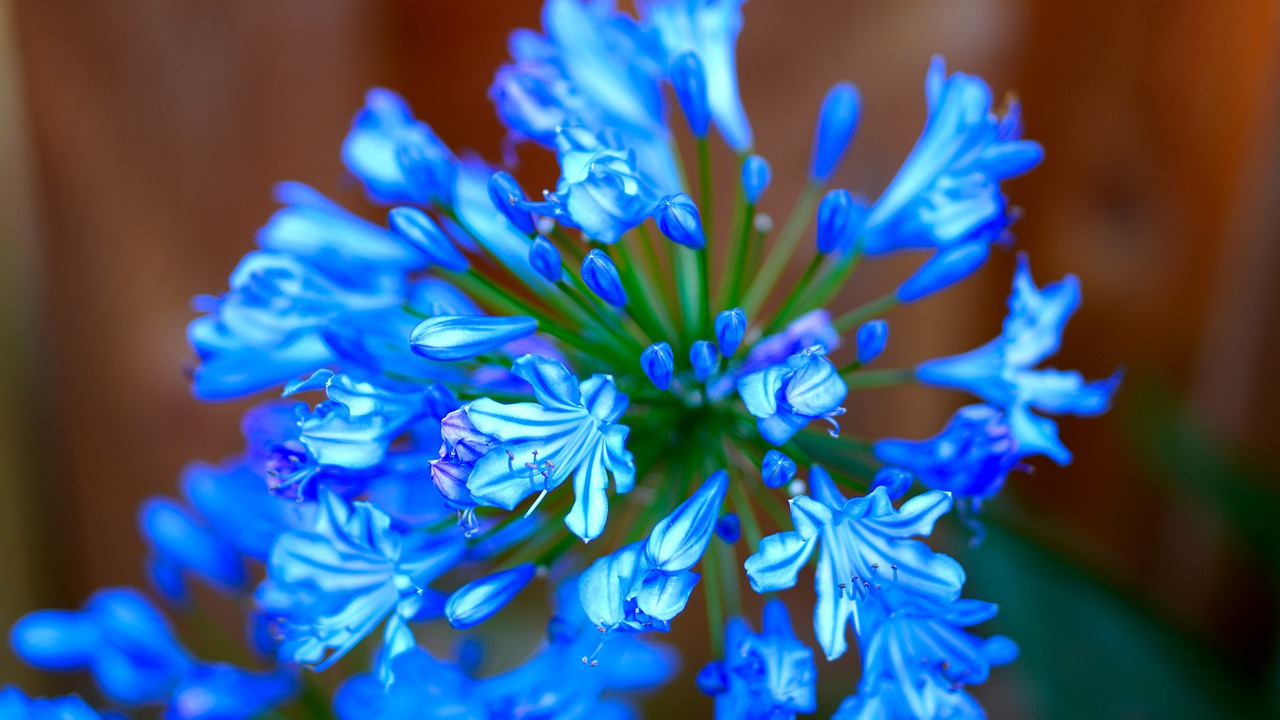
258 183 427 274
744 467 964 660
9 589 295 718
833 592 1017 720
697 600 817 720
641 0 753 151
284 370 437 473
0 688 102 720
492 0 678 190
580 471 727 632
862 57 1044 302
188 249 401 400
333 579 676 720
181 458 315 561
875 404 1022 504
342 88 456 205
537 128 662 244
742 309 840 370
139 497 244 599
257 490 466 669
463 355 635 542
916 255 1120 464
11 588 191 704
738 346 848 445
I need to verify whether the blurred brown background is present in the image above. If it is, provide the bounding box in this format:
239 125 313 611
2 1 1279 717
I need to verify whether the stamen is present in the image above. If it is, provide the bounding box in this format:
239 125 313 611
525 489 549 517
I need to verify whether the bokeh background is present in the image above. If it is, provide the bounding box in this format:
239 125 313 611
2 1 1279 718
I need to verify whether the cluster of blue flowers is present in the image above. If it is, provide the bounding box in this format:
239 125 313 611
6 1 1118 717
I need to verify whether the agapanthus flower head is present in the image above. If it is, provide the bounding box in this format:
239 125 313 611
10 4 1120 718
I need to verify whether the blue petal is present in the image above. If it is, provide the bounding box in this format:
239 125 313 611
644 471 728 572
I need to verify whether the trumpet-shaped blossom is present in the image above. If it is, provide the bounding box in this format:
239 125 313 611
9 589 295 718
580 471 727 632
876 404 1022 504
745 467 964 660
0 688 102 720
917 255 1120 464
464 355 636 542
697 600 816 720
257 491 465 669
342 88 457 205
641 0 753 151
284 370 436 473
333 579 676 720
863 57 1044 301
833 592 1017 720
738 346 848 445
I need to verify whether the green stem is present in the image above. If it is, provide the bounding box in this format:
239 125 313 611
833 291 900 333
676 245 701 345
299 674 338 720
703 531 725 654
740 182 824 317
697 138 714 333
762 253 824 332
718 184 753 310
635 223 681 342
843 367 916 390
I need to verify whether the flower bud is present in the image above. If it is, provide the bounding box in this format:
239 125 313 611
809 82 861 181
487 171 537 236
714 308 747 357
670 52 710 138
690 340 720 381
656 193 705 250
645 471 729 573
410 315 538 361
581 249 628 306
714 513 741 544
856 319 888 363
640 342 675 390
444 564 535 629
528 236 562 283
741 154 772 204
761 450 797 489
388 206 469 272
816 189 854 254
870 466 913 501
